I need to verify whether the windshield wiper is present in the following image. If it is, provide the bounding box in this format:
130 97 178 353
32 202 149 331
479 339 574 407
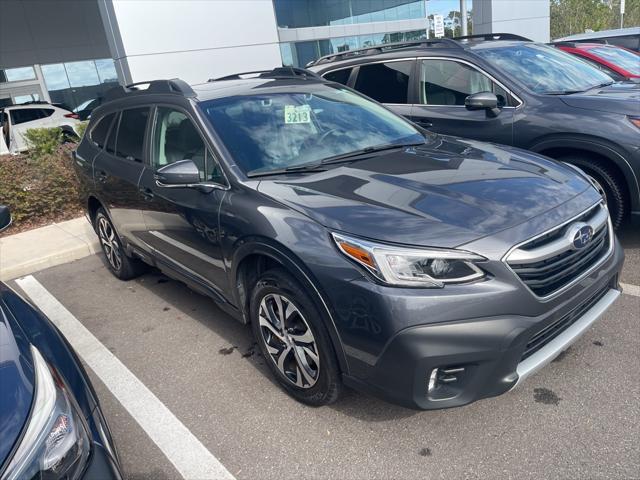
320 142 424 166
587 81 615 90
246 162 327 178
542 90 584 95
245 142 424 177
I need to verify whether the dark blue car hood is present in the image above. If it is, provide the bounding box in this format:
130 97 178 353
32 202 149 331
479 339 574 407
0 290 34 468
258 135 591 248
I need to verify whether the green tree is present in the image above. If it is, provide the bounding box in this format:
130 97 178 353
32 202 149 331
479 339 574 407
551 0 640 39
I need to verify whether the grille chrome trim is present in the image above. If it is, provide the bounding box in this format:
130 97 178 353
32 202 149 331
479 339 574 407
503 202 614 301
507 205 608 264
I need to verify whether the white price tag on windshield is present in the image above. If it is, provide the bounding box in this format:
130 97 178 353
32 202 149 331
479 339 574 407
284 105 311 124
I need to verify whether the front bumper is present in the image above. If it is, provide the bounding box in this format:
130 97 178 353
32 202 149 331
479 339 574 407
341 240 624 410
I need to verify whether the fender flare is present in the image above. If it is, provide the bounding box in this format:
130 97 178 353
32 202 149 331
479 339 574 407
529 136 639 209
231 237 349 374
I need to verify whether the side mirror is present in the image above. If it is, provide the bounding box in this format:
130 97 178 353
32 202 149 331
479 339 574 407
155 159 201 186
465 92 499 111
0 205 12 233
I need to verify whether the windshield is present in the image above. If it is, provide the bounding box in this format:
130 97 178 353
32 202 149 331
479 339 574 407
475 43 614 94
199 85 423 175
589 46 640 75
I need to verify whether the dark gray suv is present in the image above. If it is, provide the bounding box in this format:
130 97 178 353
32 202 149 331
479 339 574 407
73 69 624 409
308 34 640 229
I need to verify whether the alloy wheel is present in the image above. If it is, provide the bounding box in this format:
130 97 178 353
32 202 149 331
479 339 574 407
98 216 122 272
258 293 320 388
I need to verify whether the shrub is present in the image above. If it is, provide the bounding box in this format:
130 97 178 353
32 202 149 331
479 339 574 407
23 127 63 157
0 144 82 231
76 121 89 139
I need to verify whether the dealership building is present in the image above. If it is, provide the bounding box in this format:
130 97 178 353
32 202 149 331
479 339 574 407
0 0 550 112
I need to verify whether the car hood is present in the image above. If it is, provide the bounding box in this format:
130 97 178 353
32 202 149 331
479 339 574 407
560 82 640 115
257 135 591 248
0 287 35 468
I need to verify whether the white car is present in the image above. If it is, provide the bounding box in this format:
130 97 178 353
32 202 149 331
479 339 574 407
0 103 82 154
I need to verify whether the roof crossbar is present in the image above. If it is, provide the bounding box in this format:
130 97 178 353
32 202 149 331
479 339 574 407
307 38 461 66
210 67 323 82
104 79 195 102
454 33 533 42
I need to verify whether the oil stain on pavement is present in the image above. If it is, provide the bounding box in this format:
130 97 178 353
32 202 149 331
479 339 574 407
534 387 561 405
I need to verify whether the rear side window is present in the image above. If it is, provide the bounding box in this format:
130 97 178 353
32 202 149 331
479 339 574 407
105 113 119 154
324 68 352 86
90 113 115 148
354 61 413 104
41 108 54 118
9 108 44 125
114 108 149 162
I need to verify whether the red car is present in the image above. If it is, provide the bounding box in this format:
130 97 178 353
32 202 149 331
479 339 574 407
554 42 640 81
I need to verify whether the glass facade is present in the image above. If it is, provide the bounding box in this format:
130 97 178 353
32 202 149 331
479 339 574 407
281 29 427 67
41 58 118 111
0 66 37 83
274 0 426 28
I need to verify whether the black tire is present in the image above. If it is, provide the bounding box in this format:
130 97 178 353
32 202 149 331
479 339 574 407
94 208 147 280
250 268 342 406
561 156 627 229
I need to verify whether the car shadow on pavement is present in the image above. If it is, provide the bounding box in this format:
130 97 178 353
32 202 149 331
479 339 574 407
122 264 421 420
618 224 639 248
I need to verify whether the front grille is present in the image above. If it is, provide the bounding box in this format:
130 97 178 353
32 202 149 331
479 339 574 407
521 284 610 361
507 204 611 297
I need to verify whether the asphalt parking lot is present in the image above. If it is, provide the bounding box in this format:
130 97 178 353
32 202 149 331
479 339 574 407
12 224 640 480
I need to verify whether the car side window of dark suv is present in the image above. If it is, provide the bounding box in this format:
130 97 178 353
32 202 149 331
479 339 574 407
89 113 116 149
152 107 224 184
114 107 149 162
419 59 510 107
354 61 413 104
324 68 352 86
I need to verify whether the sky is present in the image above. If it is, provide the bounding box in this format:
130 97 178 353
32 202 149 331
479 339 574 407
427 0 472 17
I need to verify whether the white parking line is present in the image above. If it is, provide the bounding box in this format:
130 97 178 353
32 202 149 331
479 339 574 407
620 282 640 298
16 275 235 480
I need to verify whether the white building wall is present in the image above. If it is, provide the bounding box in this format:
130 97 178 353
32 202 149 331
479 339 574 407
473 0 550 43
100 0 282 85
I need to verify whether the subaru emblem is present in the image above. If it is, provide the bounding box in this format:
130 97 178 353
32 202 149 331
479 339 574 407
571 224 594 250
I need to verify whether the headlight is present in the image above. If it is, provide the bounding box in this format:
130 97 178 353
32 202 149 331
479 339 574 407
3 346 90 480
332 233 486 287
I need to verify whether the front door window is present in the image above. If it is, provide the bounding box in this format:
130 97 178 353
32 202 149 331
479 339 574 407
419 59 509 107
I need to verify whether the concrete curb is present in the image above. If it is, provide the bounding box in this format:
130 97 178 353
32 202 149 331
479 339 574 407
0 217 100 281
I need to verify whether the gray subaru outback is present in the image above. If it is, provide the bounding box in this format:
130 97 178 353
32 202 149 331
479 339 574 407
73 69 624 409
308 33 640 230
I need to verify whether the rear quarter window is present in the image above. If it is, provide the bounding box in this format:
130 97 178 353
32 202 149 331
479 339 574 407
89 113 115 148
9 108 43 125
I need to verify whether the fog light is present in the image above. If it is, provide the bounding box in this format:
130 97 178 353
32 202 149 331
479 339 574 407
427 366 467 396
428 368 439 392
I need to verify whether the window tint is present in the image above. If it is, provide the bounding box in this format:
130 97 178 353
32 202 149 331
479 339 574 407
324 68 352 85
153 108 207 181
41 108 54 118
354 61 413 104
419 59 509 106
90 113 115 148
115 108 149 161
105 113 119 154
10 108 44 125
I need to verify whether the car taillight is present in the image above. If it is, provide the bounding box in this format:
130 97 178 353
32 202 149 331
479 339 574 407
64 113 79 119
